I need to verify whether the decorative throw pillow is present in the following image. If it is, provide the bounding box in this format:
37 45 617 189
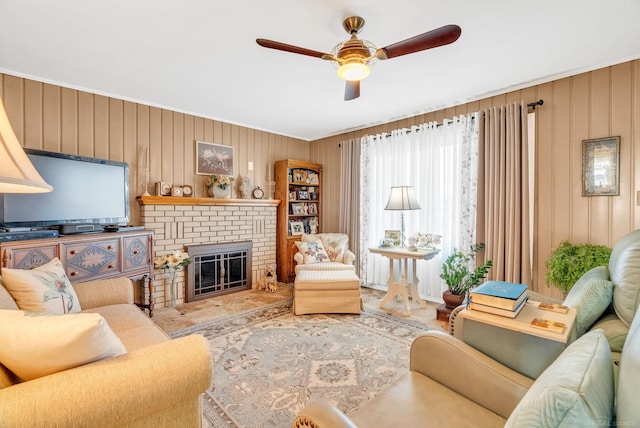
563 266 614 337
303 233 349 263
1 258 81 314
295 240 330 264
505 329 613 427
0 310 127 381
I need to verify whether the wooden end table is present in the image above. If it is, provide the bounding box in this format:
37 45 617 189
368 246 439 314
458 300 577 379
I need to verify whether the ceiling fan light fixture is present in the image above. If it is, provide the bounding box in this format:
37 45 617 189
337 61 370 81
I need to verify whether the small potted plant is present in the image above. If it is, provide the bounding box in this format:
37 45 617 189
545 241 612 295
440 243 492 308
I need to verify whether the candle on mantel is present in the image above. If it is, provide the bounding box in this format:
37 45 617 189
267 162 272 184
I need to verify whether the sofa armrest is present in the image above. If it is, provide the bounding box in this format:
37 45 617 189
410 331 534 419
294 251 304 265
73 277 134 309
0 334 212 427
343 249 355 265
292 402 358 428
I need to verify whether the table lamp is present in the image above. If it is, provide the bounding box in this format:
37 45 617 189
384 186 420 247
0 98 52 193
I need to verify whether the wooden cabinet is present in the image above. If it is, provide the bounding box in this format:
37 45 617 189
1 230 155 315
274 159 322 283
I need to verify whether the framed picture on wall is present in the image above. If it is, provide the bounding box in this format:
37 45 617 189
582 136 620 196
196 141 235 176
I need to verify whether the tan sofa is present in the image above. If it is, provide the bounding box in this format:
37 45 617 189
0 276 213 428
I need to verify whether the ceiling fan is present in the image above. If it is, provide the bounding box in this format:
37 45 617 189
256 16 461 101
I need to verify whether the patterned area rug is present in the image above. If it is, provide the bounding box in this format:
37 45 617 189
170 299 433 428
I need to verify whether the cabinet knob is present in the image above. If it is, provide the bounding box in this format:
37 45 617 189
107 265 114 269
107 245 114 250
69 250 77 255
133 250 140 255
70 271 78 277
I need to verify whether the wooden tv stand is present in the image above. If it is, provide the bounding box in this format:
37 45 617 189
0 230 155 316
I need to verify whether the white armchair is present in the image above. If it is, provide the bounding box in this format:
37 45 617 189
293 233 356 273
293 233 362 315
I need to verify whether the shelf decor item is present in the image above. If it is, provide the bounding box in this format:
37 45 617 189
205 174 234 198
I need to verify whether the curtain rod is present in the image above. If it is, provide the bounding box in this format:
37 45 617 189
527 99 544 109
364 116 476 142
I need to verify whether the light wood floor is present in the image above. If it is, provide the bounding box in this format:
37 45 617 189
152 285 448 334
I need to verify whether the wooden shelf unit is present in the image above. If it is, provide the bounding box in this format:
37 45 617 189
0 230 155 316
274 159 322 283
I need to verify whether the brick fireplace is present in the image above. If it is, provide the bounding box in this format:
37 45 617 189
138 196 278 309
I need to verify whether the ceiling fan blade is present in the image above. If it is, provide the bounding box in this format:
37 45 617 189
375 24 462 60
256 38 332 59
344 80 360 101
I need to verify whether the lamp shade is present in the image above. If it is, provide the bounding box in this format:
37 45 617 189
384 186 420 211
0 98 53 193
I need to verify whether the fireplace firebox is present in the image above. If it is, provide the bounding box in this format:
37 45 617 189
185 241 252 301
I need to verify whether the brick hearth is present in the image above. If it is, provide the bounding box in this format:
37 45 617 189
138 196 278 308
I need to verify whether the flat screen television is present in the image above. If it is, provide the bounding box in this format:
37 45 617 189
0 149 129 228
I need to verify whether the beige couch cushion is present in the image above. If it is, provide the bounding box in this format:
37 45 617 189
1 258 82 313
0 310 127 381
350 371 506 427
0 278 19 310
83 304 169 351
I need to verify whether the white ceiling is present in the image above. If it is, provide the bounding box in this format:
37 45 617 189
1 1 640 141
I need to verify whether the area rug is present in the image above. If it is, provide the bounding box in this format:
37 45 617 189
170 299 433 428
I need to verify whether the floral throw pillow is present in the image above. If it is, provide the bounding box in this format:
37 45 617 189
295 241 331 264
1 257 82 314
303 233 349 262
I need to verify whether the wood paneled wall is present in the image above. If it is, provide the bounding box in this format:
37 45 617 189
4 60 640 299
310 60 640 300
0 74 310 224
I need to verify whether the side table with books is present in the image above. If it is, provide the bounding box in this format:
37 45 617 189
458 281 577 379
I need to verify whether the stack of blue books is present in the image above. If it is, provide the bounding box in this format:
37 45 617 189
469 281 528 318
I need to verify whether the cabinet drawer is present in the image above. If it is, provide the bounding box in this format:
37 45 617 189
122 235 150 273
62 240 120 281
3 245 57 270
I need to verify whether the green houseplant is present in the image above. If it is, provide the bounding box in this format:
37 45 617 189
440 243 492 308
545 241 612 295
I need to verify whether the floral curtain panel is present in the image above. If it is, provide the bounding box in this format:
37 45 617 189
360 113 479 301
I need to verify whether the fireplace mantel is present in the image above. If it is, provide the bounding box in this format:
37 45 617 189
137 195 280 207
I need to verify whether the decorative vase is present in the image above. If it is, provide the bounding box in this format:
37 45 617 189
442 290 466 309
167 270 177 308
208 185 230 198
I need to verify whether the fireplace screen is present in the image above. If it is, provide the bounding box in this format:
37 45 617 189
186 241 252 301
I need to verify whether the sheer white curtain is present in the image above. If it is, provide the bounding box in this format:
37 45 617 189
360 114 479 301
